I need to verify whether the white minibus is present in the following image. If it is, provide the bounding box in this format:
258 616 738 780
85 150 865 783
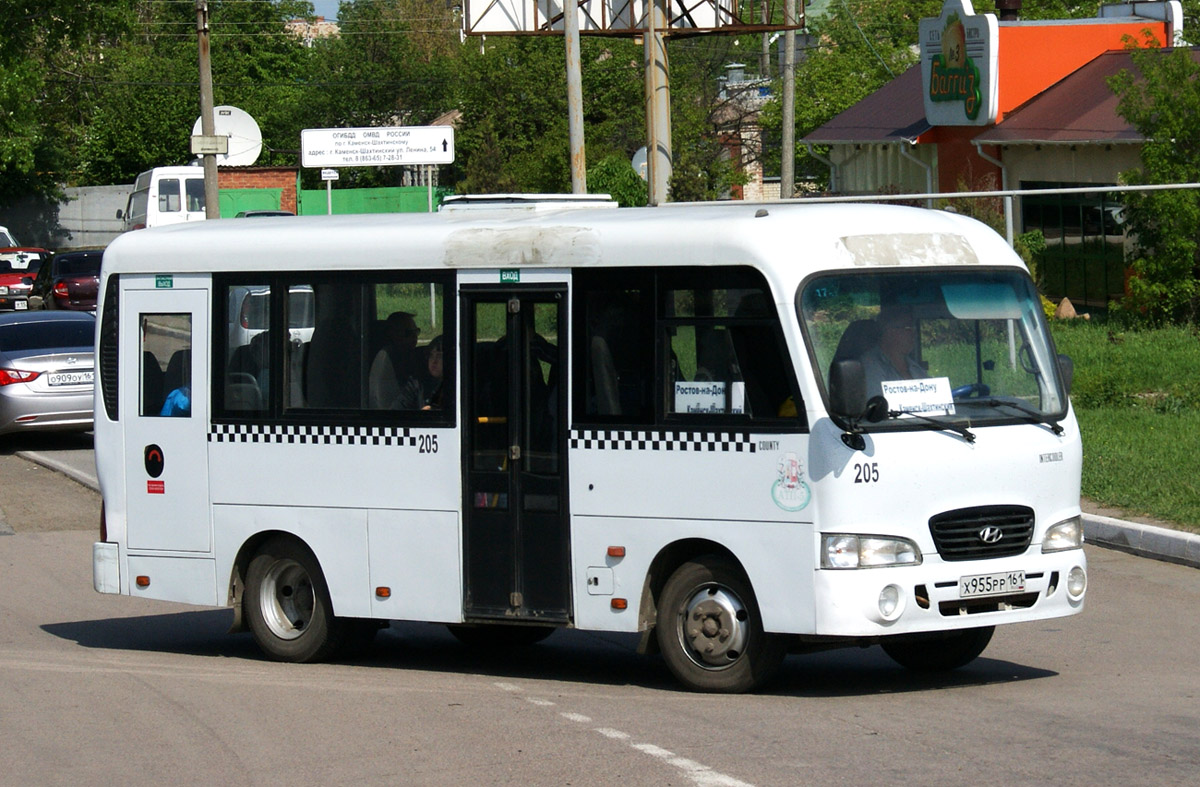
118 166 207 231
91 196 1086 692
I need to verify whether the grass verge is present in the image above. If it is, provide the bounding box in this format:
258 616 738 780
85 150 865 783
1051 320 1200 532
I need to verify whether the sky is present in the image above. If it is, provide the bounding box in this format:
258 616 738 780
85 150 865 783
310 1 339 20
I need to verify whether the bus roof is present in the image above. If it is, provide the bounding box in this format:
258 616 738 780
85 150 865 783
102 200 1023 296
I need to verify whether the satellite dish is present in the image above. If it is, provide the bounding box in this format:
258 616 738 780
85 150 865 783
631 146 648 182
192 105 262 166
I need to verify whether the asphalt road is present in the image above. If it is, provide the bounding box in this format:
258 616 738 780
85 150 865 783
2 438 1200 785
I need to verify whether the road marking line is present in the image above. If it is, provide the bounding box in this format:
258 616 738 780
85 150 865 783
594 727 629 740
559 712 591 723
492 680 753 787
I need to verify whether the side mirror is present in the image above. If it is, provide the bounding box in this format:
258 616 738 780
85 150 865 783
27 295 43 309
829 359 867 420
115 208 123 219
20 276 32 286
1057 353 1074 397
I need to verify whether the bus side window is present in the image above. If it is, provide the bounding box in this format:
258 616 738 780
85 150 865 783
140 313 191 417
575 271 654 423
661 275 803 423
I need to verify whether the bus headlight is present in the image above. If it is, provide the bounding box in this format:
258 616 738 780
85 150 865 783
821 534 922 569
1042 516 1084 553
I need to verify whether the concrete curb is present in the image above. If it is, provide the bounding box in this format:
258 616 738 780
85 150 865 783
16 451 100 493
1083 513 1200 569
11 452 1198 569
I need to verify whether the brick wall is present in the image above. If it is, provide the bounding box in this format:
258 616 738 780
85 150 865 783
217 167 298 213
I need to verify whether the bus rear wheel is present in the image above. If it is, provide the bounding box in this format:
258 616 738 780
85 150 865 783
656 556 785 693
245 536 346 663
881 626 995 671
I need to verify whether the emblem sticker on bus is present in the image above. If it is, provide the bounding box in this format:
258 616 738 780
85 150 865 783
772 452 811 512
500 269 520 283
155 275 173 288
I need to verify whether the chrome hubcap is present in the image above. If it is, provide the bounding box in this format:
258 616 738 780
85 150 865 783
677 585 749 669
259 558 314 640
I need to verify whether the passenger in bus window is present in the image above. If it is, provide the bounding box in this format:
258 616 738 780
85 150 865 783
397 336 444 410
368 311 421 409
860 305 927 397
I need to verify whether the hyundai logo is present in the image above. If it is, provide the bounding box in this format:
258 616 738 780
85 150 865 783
978 526 1004 544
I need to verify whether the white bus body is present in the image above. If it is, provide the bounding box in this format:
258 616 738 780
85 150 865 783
119 166 207 231
92 199 1086 692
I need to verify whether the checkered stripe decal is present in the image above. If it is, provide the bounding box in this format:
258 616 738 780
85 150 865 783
209 423 418 446
570 429 755 453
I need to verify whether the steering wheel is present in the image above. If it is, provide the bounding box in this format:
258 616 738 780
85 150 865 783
952 382 991 399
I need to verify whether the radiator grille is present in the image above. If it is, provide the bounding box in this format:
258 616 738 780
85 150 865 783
928 505 1034 561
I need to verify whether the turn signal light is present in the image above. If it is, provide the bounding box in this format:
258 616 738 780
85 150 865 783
611 598 628 610
607 546 626 558
135 575 150 588
375 587 391 598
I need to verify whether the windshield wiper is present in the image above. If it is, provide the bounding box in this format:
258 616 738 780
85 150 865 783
968 398 1064 435
886 409 976 444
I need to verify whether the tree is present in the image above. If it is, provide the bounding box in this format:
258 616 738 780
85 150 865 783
0 0 140 243
1109 39 1200 325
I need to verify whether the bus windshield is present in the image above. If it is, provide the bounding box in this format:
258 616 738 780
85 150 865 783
798 269 1067 426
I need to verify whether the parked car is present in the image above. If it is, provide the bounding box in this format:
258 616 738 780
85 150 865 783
226 284 314 360
0 248 52 312
0 311 95 436
235 210 295 218
0 226 17 247
29 248 102 312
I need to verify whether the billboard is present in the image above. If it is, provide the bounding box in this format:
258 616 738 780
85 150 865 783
463 0 797 36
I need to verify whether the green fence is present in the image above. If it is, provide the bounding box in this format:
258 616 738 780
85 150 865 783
298 186 452 215
218 188 284 218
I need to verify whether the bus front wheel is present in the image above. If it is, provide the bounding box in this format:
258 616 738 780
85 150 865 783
881 626 995 671
245 536 345 663
656 556 785 693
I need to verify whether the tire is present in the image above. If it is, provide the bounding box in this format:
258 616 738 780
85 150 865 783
447 623 555 650
245 536 346 663
881 626 995 671
656 555 785 693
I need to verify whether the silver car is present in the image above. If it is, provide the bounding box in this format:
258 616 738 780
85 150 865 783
0 311 95 436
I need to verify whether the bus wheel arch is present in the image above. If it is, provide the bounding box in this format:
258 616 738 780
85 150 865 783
642 542 785 692
241 533 348 663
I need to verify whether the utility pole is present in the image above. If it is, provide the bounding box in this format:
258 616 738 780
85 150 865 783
564 0 587 193
780 0 797 200
196 0 220 219
644 0 671 205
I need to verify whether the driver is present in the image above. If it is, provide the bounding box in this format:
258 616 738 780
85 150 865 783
860 304 927 398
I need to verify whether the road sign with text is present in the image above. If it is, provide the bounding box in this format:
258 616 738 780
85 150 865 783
301 126 455 168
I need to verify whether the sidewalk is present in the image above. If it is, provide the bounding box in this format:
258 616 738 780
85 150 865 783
1083 513 1200 569
13 450 1200 568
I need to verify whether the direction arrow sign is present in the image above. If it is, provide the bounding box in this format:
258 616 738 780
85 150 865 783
301 125 455 168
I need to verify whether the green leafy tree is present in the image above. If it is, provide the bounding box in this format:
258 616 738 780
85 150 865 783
0 0 139 242
1109 39 1200 325
79 0 316 184
587 154 647 207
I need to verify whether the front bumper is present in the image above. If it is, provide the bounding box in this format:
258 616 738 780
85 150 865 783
813 548 1086 637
